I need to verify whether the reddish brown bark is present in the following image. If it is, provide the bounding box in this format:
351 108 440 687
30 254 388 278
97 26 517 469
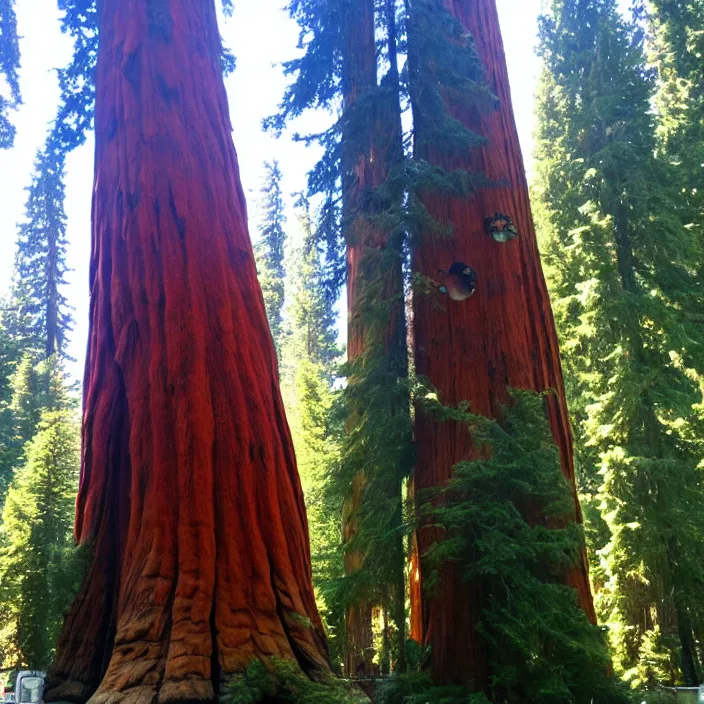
408 534 423 645
45 2 328 702
410 0 596 689
340 0 407 678
340 0 378 678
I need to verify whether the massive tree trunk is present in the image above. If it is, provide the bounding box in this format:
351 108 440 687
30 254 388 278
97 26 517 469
340 0 408 679
410 0 596 689
45 2 328 702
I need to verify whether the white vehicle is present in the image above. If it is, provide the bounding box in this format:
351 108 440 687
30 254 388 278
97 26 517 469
4 672 45 704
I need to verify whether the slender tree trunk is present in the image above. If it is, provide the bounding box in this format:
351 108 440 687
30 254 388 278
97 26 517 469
45 2 328 702
385 0 409 673
410 0 596 689
45 232 58 359
670 563 700 685
341 0 378 677
408 532 423 645
341 0 408 679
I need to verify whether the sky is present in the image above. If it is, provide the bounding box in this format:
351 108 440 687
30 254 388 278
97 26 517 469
0 0 547 378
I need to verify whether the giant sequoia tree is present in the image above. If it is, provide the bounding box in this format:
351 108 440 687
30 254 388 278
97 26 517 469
36 1 329 701
409 0 598 693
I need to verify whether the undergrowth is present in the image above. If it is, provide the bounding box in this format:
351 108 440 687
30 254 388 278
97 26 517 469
225 658 369 704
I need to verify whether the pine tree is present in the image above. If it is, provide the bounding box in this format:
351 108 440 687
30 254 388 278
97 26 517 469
0 133 74 494
0 299 28 492
0 124 76 499
255 160 287 355
0 359 80 669
0 0 20 148
13 141 73 359
279 195 338 376
535 0 704 687
275 0 412 676
280 195 344 668
0 349 74 495
644 0 703 241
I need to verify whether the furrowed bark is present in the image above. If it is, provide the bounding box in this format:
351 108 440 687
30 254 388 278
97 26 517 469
45 1 328 702
410 0 596 689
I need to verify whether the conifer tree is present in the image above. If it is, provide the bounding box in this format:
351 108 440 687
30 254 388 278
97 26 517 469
255 160 288 354
280 195 338 379
274 0 412 676
0 135 73 497
535 0 704 687
0 359 80 669
2 355 47 477
0 349 75 495
280 195 343 667
0 0 21 148
0 300 28 492
338 0 409 677
13 141 73 359
644 0 703 241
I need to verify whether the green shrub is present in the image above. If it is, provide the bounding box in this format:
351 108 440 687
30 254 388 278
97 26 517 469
225 658 369 704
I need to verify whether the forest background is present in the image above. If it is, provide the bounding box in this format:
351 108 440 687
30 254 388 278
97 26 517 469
0 0 701 699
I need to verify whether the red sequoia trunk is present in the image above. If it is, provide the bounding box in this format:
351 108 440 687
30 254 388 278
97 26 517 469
410 0 596 689
340 0 378 678
45 2 328 702
340 0 407 678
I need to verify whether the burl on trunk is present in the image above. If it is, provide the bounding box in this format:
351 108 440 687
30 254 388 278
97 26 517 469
45 1 328 702
410 0 596 690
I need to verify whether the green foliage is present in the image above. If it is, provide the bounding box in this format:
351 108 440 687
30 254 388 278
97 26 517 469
13 145 73 360
0 360 81 668
534 0 704 687
420 390 627 704
643 0 703 242
376 671 476 704
375 642 485 704
279 196 345 666
0 354 75 496
53 0 98 152
0 0 21 148
255 161 288 356
225 659 368 704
